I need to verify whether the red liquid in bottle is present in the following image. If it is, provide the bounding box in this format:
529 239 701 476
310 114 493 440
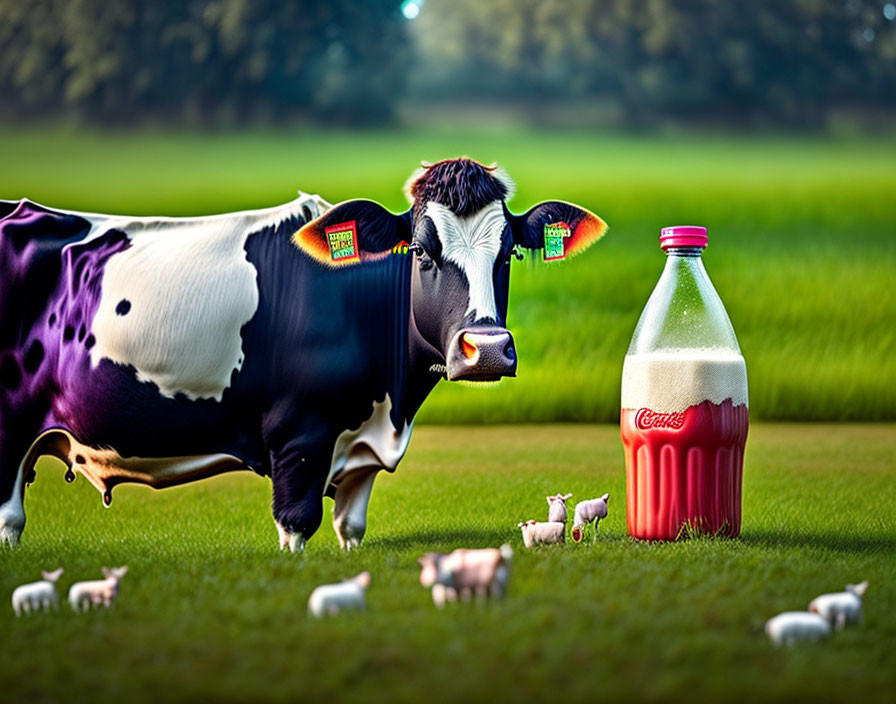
621 398 748 540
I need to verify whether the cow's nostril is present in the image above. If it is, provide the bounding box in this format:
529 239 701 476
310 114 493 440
461 334 478 360
505 344 516 362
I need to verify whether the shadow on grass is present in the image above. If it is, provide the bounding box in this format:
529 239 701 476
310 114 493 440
368 527 511 551
741 529 895 555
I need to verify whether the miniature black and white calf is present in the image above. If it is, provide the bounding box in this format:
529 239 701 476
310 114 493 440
11 568 63 615
809 581 869 630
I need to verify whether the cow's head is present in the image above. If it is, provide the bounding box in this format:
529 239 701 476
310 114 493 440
295 158 606 381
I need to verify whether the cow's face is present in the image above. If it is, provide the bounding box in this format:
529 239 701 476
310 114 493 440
294 158 607 382
407 199 514 381
404 160 517 381
417 553 441 587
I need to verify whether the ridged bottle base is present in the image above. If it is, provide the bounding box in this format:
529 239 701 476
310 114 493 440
621 399 749 541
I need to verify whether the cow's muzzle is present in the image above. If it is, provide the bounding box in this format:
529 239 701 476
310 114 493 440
446 328 517 381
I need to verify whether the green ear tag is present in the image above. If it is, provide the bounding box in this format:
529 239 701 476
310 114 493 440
326 221 360 262
543 222 571 261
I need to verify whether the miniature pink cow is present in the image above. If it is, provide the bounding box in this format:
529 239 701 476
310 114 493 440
68 566 128 611
418 545 512 608
518 520 565 548
547 493 573 523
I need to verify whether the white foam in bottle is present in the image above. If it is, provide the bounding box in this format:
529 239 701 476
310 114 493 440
621 350 748 414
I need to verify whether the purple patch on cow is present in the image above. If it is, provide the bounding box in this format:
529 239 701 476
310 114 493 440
0 201 131 414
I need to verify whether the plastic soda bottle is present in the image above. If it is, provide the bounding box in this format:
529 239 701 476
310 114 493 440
621 226 748 540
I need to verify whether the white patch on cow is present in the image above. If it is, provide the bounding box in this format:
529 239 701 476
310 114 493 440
0 459 25 547
332 468 379 550
326 394 413 490
83 192 330 401
424 200 506 321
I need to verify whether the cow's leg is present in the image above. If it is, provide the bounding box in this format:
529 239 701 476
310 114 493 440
431 584 446 609
270 441 329 554
332 468 380 550
0 422 69 548
0 424 39 548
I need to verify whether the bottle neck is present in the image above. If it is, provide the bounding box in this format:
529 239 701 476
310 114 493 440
664 246 704 258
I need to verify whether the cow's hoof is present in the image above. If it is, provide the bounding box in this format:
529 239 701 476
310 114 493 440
334 520 365 551
0 517 23 548
276 521 306 554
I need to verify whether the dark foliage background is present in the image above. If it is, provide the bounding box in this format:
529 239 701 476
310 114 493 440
0 0 410 126
1 0 894 128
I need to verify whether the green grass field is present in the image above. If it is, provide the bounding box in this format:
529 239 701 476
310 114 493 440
1 128 894 421
2 424 894 703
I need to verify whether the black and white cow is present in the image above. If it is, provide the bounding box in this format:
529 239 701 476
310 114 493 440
0 158 606 551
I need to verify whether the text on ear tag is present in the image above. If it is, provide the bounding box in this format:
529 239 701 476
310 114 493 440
326 221 360 262
543 221 571 261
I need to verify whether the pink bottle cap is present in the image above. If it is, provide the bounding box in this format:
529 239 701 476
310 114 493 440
660 225 708 250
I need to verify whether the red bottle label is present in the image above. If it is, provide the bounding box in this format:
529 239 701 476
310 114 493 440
634 408 686 430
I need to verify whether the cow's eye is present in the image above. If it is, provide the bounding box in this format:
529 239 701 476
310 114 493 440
410 241 435 270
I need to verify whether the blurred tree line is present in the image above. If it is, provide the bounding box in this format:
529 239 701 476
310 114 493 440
0 0 408 126
0 0 894 128
409 0 896 128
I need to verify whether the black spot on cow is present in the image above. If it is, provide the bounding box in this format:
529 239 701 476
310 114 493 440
23 340 44 374
83 271 90 285
116 299 131 316
48 313 57 327
77 324 86 342
0 354 21 390
75 454 85 465
63 325 75 342
85 334 96 349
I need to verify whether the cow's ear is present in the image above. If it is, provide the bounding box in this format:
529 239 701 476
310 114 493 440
508 201 607 262
293 199 412 266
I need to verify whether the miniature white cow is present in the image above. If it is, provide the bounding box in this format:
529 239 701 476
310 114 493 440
765 611 832 646
546 493 573 523
809 581 869 630
307 571 371 618
518 520 565 548
11 568 64 616
68 566 128 612
571 493 610 542
417 546 512 608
